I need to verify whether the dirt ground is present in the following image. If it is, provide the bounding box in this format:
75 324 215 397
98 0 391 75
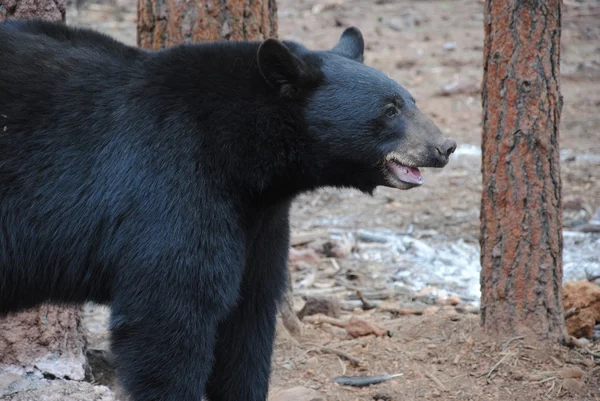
66 0 600 400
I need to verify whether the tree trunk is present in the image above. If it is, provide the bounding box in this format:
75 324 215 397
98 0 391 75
0 0 66 21
0 2 88 390
137 0 278 50
480 0 565 341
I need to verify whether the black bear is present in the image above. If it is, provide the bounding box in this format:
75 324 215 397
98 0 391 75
0 20 456 401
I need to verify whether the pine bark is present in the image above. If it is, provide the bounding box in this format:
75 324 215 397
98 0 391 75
480 0 565 341
137 0 278 49
0 0 66 21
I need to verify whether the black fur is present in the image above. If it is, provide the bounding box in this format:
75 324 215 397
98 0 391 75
0 20 454 401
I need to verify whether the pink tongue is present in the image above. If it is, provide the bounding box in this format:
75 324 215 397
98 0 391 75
388 162 424 185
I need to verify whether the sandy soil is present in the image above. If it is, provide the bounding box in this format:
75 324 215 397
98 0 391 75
65 0 600 400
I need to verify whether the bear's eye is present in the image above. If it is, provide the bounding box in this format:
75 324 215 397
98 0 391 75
385 106 398 118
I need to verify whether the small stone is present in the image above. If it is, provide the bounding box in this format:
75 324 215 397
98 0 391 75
563 195 587 211
386 18 404 32
447 295 461 306
558 366 584 379
321 237 352 259
414 287 439 305
582 358 595 368
311 1 344 15
443 41 456 51
562 378 584 392
422 306 439 315
305 356 320 369
346 316 388 338
297 297 341 320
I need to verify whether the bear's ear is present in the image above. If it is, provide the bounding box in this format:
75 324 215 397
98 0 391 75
332 27 364 63
257 39 305 89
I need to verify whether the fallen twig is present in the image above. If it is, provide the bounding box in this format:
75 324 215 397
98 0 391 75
481 352 514 379
303 314 347 328
530 376 556 385
423 370 447 391
290 231 329 246
501 335 524 351
320 347 362 366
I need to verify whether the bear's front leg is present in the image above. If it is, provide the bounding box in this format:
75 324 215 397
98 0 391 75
205 202 291 401
108 245 244 401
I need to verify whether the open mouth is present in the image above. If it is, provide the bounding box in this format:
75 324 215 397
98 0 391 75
385 158 424 188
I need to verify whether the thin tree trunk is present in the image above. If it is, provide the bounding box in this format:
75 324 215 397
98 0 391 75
280 269 302 336
480 0 566 341
137 0 278 50
0 0 66 21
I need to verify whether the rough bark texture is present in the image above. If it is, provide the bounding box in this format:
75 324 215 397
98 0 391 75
480 0 565 341
137 0 278 49
0 0 66 21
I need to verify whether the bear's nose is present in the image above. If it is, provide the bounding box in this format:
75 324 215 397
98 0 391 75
436 139 457 159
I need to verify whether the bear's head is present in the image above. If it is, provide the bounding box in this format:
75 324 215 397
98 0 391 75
257 27 457 194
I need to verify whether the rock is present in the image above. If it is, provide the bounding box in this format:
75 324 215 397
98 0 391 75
562 378 584 393
563 195 589 212
582 358 595 368
1 379 115 401
311 1 344 15
346 316 388 338
422 306 439 315
442 41 457 51
322 237 353 259
386 18 405 32
566 336 590 348
413 287 441 305
563 280 600 338
455 305 480 315
395 59 418 70
558 366 584 379
297 297 341 320
447 295 461 306
269 386 325 401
